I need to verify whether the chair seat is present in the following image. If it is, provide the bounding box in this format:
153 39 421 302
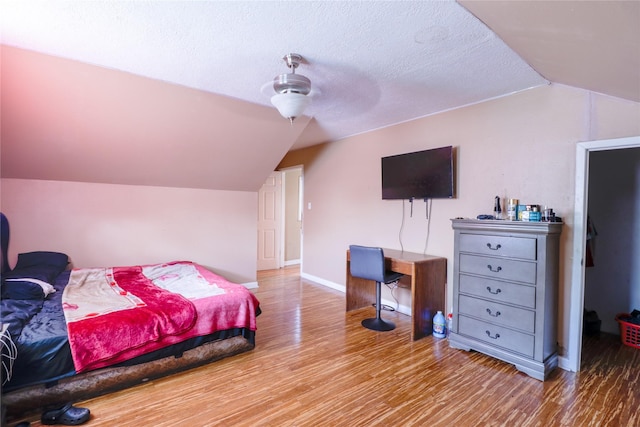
383 271 403 284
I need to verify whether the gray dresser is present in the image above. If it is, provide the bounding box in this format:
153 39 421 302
449 219 562 381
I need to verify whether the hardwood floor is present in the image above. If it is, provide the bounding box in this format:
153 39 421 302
11 266 640 426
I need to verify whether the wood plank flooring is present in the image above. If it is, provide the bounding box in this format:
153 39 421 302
11 266 640 426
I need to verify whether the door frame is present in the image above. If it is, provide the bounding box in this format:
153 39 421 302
567 135 640 372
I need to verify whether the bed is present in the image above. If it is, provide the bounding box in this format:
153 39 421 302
1 216 260 420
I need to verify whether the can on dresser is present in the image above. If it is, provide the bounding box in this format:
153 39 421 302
507 199 518 221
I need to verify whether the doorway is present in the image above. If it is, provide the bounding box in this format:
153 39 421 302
257 167 303 271
567 135 640 372
282 167 303 267
584 148 640 334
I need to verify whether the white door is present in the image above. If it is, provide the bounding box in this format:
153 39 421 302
257 171 282 270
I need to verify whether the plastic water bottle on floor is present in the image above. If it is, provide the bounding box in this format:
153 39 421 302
433 311 446 338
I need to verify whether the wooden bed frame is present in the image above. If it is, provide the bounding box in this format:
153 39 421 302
3 334 254 419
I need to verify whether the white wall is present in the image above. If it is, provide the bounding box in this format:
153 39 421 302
0 179 258 284
280 83 640 362
585 148 640 333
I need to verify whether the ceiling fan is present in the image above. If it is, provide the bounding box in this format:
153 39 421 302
269 53 312 123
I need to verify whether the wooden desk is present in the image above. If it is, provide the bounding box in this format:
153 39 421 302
346 248 447 341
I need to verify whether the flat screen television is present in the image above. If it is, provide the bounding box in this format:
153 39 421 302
381 145 455 200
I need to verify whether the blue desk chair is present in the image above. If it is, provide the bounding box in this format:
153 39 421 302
349 245 403 331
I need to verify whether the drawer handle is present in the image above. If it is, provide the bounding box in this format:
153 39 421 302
486 243 502 250
485 330 501 340
486 308 501 317
486 286 502 295
487 264 502 273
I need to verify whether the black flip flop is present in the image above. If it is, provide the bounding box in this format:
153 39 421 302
41 403 90 425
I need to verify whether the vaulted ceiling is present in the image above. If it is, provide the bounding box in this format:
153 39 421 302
1 1 639 191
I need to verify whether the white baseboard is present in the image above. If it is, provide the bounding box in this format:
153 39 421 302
284 259 301 266
300 272 412 316
392 302 412 317
301 272 345 292
557 356 574 372
242 281 259 290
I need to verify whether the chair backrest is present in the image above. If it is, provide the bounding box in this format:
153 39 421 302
349 245 386 283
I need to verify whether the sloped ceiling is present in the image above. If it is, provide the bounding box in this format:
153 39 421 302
1 0 639 191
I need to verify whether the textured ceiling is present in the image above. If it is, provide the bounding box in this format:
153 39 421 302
1 1 638 192
1 0 548 150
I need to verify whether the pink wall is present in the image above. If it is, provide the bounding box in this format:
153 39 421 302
0 179 257 284
2 43 639 358
280 83 640 359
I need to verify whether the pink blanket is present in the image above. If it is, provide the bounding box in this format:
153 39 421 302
63 261 259 373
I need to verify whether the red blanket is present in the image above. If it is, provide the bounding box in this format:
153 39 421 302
63 261 258 373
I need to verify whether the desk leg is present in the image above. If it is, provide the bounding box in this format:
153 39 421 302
411 258 447 340
346 260 375 311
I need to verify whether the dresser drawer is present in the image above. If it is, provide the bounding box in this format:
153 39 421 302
459 254 536 284
459 233 536 260
458 315 534 358
458 294 535 333
459 274 536 308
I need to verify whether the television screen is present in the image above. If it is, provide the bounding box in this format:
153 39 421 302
381 146 454 200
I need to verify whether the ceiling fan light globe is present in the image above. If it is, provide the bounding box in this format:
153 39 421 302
271 92 311 121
